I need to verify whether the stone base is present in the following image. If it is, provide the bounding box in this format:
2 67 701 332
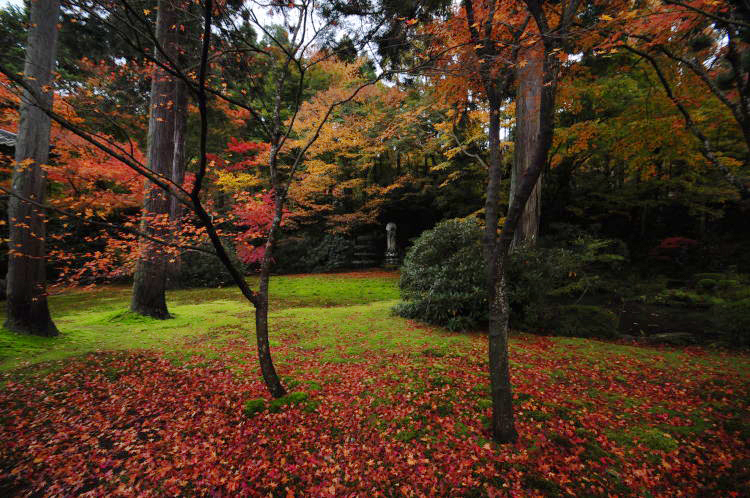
383 252 400 268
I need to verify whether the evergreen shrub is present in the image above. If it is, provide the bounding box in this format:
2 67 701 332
394 218 627 337
393 218 487 331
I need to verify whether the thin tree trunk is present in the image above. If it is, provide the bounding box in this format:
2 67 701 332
5 0 61 337
510 41 544 248
490 43 560 442
255 193 286 398
131 0 177 318
484 91 518 444
488 248 517 442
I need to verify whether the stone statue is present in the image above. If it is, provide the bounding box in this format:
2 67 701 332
385 222 399 267
386 223 397 253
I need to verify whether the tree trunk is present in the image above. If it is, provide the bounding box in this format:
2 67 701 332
488 247 517 442
255 195 286 398
5 0 61 337
131 0 177 319
488 34 563 443
484 91 518 444
167 78 188 288
483 94 503 284
510 42 544 248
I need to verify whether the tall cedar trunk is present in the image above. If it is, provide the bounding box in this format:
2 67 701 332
167 78 188 288
484 92 518 444
483 94 503 285
510 42 544 248
5 0 61 337
130 0 177 318
255 190 286 398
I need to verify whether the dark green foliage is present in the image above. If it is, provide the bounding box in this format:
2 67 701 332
552 305 619 339
716 70 736 91
176 241 247 288
243 398 266 417
714 298 750 347
394 219 626 338
268 391 309 413
393 219 487 331
477 398 492 411
273 234 354 273
697 278 718 291
301 235 354 272
508 231 626 331
0 5 27 75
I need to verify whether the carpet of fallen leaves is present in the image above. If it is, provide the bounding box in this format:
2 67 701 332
1 322 749 496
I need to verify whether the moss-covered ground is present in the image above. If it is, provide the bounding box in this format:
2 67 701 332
0 270 748 496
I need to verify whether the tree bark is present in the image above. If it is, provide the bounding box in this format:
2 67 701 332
255 193 286 398
167 78 188 288
131 0 178 318
5 0 61 337
485 91 518 444
488 248 517 442
463 0 520 444
510 42 545 248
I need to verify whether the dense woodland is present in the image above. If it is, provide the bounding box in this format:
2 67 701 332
0 0 749 495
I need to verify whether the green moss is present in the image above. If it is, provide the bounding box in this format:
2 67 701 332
607 427 679 452
282 376 302 389
454 422 470 438
515 392 533 403
581 440 610 462
477 399 492 411
549 432 573 448
393 429 422 442
638 428 679 452
550 369 569 382
694 273 725 281
429 374 451 388
268 392 309 413
303 380 322 391
717 279 740 290
526 410 552 421
243 398 266 417
522 474 562 496
302 400 321 413
724 416 750 440
420 347 446 357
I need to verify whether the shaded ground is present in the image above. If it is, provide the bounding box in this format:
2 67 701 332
0 272 748 496
617 301 714 339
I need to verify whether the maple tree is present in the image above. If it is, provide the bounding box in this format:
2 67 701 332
598 0 750 196
419 0 585 443
1 3 750 493
1 0 404 398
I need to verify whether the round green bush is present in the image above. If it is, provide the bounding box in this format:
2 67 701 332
394 219 625 338
393 218 487 331
697 278 718 291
